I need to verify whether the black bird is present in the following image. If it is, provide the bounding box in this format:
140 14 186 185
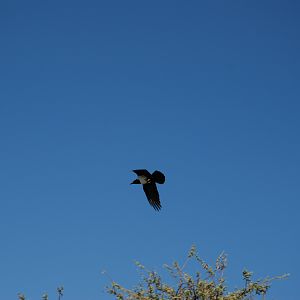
131 169 165 211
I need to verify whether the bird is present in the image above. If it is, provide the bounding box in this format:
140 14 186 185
131 169 165 211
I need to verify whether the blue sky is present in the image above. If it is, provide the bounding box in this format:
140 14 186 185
0 1 299 299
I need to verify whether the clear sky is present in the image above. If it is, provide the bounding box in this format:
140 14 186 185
0 1 299 299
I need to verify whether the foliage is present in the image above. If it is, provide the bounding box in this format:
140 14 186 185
107 246 288 300
16 247 287 300
17 286 63 300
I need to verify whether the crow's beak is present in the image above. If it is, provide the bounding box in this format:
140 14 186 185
130 179 140 184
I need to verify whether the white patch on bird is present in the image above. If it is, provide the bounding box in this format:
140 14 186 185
138 175 148 184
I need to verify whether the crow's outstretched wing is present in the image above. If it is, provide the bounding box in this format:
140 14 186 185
152 170 165 184
142 183 161 211
133 169 151 177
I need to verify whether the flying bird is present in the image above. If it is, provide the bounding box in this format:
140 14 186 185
131 169 165 211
